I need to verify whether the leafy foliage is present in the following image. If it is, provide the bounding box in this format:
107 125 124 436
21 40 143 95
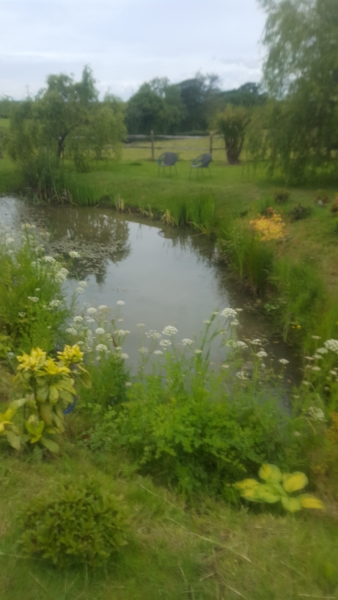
0 231 70 351
215 105 250 165
4 67 126 198
288 203 312 222
20 478 129 568
94 366 288 498
235 463 324 512
256 0 338 182
1 344 91 453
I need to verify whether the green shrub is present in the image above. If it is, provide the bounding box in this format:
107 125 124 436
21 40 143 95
99 367 288 498
20 151 68 203
20 478 129 568
80 353 129 412
274 189 290 204
288 203 312 221
0 230 71 352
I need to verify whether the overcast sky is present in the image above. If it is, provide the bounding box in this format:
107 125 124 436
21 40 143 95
1 0 266 100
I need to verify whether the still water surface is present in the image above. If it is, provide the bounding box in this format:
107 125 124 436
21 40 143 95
0 196 299 377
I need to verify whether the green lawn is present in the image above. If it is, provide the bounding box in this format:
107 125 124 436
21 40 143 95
1 444 338 600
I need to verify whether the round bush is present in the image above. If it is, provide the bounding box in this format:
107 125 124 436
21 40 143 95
20 478 129 568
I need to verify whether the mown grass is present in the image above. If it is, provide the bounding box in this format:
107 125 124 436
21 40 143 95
1 448 338 600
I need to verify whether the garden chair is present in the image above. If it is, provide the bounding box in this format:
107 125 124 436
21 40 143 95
189 153 212 178
157 152 178 176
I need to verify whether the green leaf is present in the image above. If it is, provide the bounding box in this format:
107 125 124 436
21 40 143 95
240 487 261 502
283 472 308 493
281 496 302 513
77 365 92 388
256 484 281 503
39 403 54 426
49 385 59 404
259 464 282 483
25 419 45 443
6 431 21 451
234 478 260 491
40 436 60 454
36 385 49 402
299 494 324 510
57 378 76 394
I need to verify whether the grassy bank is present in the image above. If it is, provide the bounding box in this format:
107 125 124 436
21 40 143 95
1 148 338 350
1 447 338 600
0 217 338 598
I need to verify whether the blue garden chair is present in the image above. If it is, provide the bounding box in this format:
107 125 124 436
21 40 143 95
189 153 212 178
157 152 178 176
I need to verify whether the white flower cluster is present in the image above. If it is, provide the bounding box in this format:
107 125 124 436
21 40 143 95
181 338 194 346
28 296 39 303
162 325 178 336
69 250 80 258
279 358 289 365
44 255 56 263
236 371 247 380
324 339 338 354
220 308 237 318
307 407 325 422
49 299 62 308
55 267 69 283
145 330 162 340
87 307 97 315
256 350 268 358
159 339 171 348
96 344 108 352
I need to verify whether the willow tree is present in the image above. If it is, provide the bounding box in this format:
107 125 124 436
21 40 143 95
215 105 250 165
257 0 338 182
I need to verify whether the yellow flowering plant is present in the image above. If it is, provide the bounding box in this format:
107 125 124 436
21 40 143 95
234 463 324 513
1 344 91 454
250 213 288 242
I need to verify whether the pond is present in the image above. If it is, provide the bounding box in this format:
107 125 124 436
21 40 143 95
0 196 300 380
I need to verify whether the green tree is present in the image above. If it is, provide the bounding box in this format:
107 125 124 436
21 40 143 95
215 105 250 165
36 66 98 159
126 83 164 134
178 73 221 132
257 0 338 182
6 67 126 166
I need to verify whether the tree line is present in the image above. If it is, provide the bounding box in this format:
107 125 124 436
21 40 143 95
1 0 338 183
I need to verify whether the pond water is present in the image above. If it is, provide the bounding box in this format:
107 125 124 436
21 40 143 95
0 196 300 380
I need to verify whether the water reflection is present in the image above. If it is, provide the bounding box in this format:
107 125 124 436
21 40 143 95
0 196 300 380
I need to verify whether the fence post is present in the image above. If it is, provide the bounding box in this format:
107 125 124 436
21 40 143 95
209 131 213 155
150 130 155 161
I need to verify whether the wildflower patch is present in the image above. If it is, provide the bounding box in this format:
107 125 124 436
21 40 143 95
250 213 288 241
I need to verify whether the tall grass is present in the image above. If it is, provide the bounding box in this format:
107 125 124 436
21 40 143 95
270 258 327 342
218 223 274 294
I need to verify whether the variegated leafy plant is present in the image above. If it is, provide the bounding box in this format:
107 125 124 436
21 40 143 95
0 345 91 454
234 464 324 512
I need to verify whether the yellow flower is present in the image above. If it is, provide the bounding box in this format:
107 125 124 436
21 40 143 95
250 214 287 241
57 344 84 365
43 358 70 377
17 348 47 372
